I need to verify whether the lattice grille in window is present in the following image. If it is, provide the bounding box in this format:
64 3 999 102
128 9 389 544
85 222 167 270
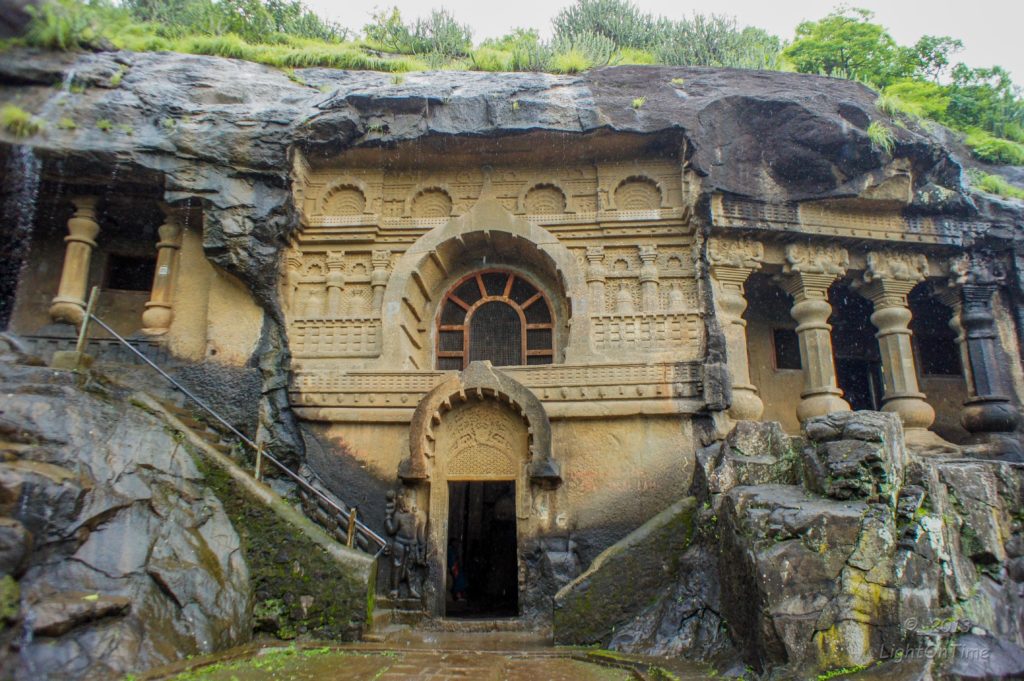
436 270 554 370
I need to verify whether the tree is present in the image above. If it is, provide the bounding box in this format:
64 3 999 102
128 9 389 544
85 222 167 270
782 8 913 86
911 35 962 82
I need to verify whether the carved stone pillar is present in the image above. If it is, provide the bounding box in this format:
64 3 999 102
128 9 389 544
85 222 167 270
708 237 765 420
585 246 606 312
638 245 659 312
777 244 851 421
932 273 972 393
858 251 935 431
370 250 390 313
325 251 346 317
141 204 184 335
953 254 1021 436
49 196 100 325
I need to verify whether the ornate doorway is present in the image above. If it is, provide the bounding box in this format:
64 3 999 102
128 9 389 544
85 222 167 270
426 398 529 617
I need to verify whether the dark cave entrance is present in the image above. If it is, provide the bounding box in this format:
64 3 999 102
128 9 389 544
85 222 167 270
830 282 884 411
445 480 519 618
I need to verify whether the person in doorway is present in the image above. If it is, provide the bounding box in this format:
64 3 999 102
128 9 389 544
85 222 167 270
448 538 469 602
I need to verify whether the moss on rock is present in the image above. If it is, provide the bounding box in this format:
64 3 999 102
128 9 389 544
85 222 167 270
192 454 370 641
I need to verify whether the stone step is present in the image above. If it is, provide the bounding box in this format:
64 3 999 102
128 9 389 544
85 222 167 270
376 596 424 611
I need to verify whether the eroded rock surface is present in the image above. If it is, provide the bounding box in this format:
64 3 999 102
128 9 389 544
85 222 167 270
0 357 251 680
555 413 1024 678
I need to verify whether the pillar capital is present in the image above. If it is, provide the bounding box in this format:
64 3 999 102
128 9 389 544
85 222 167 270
585 246 606 283
70 194 98 216
708 237 763 291
778 244 848 301
859 250 928 308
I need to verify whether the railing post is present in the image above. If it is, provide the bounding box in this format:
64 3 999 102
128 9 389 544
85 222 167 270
254 442 264 482
75 286 100 357
346 507 358 548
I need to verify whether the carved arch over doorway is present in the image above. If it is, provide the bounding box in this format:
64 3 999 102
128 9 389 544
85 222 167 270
399 361 560 485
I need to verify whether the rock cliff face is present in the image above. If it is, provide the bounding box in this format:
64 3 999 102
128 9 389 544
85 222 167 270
0 341 251 680
555 413 1024 678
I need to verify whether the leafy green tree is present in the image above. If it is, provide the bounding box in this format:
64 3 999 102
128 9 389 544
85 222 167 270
947 64 1024 138
782 8 914 86
911 35 962 82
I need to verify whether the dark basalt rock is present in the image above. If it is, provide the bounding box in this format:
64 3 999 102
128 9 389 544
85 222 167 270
0 360 251 680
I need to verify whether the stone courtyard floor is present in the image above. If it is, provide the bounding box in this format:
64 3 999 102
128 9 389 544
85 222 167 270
143 631 715 680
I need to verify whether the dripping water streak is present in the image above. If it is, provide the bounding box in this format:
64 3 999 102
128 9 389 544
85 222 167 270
1 146 42 328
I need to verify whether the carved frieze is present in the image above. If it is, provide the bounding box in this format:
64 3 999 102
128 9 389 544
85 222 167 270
288 362 704 408
290 318 382 358
591 313 703 356
783 244 850 276
708 237 764 270
864 250 928 283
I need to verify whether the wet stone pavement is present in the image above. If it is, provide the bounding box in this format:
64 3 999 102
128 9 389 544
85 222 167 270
147 631 714 680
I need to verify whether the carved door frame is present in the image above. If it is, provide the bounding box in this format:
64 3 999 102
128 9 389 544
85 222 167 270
424 397 532 617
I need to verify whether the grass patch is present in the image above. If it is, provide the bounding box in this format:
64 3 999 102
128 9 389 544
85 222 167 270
964 128 1024 165
0 104 44 137
876 91 925 122
867 120 895 154
95 118 113 132
631 96 647 109
57 116 76 129
969 171 1024 200
549 48 592 74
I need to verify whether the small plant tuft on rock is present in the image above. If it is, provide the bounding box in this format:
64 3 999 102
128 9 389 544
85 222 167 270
0 105 44 137
96 118 113 132
631 96 647 109
867 120 894 154
57 116 76 130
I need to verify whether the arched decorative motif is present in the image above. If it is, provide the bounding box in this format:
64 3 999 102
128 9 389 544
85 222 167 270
437 270 554 371
400 361 560 485
411 188 453 218
322 184 366 215
614 176 662 210
379 198 589 368
523 184 567 215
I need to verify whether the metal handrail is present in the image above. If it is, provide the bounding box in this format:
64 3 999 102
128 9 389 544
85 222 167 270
78 302 388 557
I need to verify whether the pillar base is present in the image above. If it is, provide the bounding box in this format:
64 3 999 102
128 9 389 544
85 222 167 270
51 350 93 371
961 396 1021 434
882 395 935 431
962 433 1024 463
728 386 764 421
797 391 851 422
48 300 85 325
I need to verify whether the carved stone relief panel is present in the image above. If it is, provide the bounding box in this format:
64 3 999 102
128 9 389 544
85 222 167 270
442 400 523 480
282 247 392 358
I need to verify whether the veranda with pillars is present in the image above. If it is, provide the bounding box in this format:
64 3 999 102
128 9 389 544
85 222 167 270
712 235 1022 447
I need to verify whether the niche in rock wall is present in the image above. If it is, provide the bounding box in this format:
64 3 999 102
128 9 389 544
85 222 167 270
323 186 366 215
614 178 661 210
411 189 453 218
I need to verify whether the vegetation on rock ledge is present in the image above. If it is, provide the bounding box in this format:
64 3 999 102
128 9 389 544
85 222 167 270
3 0 1022 195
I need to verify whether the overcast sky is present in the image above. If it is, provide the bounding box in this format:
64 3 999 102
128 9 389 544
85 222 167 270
306 0 1024 81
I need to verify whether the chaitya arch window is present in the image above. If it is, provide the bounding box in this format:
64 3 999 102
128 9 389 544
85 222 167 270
436 270 554 370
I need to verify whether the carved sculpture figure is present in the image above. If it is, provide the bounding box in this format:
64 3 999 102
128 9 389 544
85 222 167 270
385 488 427 600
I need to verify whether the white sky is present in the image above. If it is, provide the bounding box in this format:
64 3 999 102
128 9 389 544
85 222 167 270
306 0 1024 81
